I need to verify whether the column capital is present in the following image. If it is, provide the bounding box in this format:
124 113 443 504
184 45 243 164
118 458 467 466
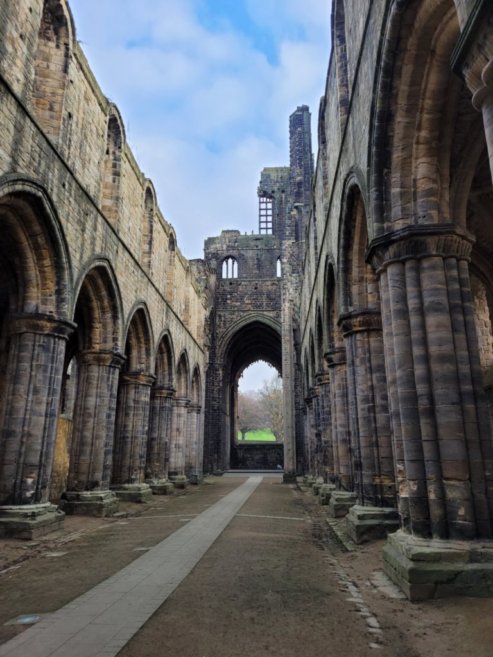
325 347 347 368
9 313 76 340
121 371 156 387
152 385 176 399
79 349 126 369
173 396 191 408
188 403 202 414
367 224 474 274
339 309 382 336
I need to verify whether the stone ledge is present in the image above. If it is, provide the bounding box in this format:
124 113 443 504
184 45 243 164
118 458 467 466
0 503 64 539
346 505 400 544
383 530 493 600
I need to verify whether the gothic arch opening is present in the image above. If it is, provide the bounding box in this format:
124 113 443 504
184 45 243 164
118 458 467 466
112 307 153 494
209 318 282 472
101 111 124 225
0 187 71 507
52 264 122 506
32 0 72 141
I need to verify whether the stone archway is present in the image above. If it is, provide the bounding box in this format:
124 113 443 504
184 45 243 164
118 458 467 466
207 317 283 472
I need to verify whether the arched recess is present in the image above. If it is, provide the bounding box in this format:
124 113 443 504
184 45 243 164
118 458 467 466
166 231 176 302
206 317 282 473
142 182 155 273
368 0 493 539
186 365 204 480
332 0 350 133
338 184 394 506
101 107 125 225
32 0 73 141
146 332 175 485
112 306 154 495
168 351 191 479
53 263 123 507
0 181 72 508
324 262 351 490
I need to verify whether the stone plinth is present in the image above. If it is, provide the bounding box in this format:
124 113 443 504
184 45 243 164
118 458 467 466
0 503 64 539
112 483 153 503
282 472 297 484
328 491 357 518
169 475 189 490
149 480 175 495
319 484 336 505
312 482 322 496
60 490 119 517
346 505 400 543
383 530 493 601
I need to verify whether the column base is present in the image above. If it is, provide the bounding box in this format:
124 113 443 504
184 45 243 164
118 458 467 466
112 483 153 503
0 503 64 539
346 505 400 544
328 491 357 518
188 472 203 485
383 530 493 601
282 472 297 484
303 475 317 488
149 480 175 495
319 484 336 505
60 490 119 517
169 475 189 490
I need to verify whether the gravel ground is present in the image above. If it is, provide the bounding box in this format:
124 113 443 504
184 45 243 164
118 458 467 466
0 476 492 656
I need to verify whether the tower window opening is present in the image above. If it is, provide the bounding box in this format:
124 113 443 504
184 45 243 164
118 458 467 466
222 257 238 279
276 258 282 278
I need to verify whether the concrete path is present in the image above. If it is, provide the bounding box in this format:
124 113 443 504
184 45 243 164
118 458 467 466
0 476 263 657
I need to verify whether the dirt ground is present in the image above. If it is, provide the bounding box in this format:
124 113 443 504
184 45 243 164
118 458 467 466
0 476 492 656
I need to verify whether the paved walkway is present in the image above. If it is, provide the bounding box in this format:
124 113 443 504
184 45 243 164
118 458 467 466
0 477 262 657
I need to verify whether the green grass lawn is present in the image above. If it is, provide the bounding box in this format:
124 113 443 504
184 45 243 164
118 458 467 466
237 429 277 442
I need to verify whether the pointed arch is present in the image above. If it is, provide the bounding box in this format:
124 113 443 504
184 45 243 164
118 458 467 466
123 305 153 374
155 331 175 388
0 177 71 317
176 351 190 399
32 0 73 140
142 181 155 273
101 106 125 225
72 259 122 353
332 0 350 133
191 365 202 406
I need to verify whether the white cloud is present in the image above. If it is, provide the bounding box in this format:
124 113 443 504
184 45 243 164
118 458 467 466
70 0 331 258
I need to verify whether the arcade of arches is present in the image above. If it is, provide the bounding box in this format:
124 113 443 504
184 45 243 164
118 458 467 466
1 0 493 600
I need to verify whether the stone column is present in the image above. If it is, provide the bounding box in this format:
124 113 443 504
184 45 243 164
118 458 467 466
303 394 315 475
146 385 175 495
471 57 493 184
186 403 203 484
326 347 352 491
112 372 154 502
0 314 74 538
62 350 124 516
371 226 493 540
169 397 191 488
315 371 333 482
341 310 395 507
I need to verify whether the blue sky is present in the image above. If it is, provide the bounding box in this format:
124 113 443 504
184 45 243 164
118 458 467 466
70 0 331 260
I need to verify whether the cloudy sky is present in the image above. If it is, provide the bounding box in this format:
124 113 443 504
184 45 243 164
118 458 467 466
70 0 331 261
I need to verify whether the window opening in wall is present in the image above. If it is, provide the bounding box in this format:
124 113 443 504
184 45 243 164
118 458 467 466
259 195 273 234
237 361 283 444
222 257 238 279
276 257 282 278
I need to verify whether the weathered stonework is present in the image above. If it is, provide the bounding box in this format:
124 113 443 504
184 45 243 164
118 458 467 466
0 0 206 534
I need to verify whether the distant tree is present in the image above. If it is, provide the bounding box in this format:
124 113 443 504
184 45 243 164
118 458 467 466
237 391 265 440
258 375 284 442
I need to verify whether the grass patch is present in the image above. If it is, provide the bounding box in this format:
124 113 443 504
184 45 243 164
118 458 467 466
237 429 277 442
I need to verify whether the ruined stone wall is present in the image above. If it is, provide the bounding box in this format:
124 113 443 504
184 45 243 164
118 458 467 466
300 0 493 550
0 0 207 516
